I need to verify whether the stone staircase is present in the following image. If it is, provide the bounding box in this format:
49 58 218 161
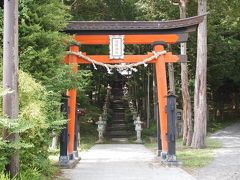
106 82 132 143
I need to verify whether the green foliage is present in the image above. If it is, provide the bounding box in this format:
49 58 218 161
0 172 12 180
207 0 240 87
18 0 83 93
19 168 42 180
0 71 65 176
143 120 157 137
1 0 82 95
18 71 64 176
135 0 178 20
71 0 137 21
79 122 97 151
0 168 42 180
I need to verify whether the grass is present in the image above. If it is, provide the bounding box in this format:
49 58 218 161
176 138 221 169
79 122 98 151
144 137 222 170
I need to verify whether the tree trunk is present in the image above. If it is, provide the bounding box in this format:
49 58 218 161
3 0 19 177
191 0 207 149
97 76 101 105
147 66 150 128
168 61 179 140
168 63 175 94
179 0 193 146
153 64 158 123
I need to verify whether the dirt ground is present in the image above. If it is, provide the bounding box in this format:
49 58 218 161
194 122 240 180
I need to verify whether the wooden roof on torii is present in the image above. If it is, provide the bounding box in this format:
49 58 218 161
64 15 205 43
63 15 205 64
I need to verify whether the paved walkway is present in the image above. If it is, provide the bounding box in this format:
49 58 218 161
60 144 195 180
195 122 240 180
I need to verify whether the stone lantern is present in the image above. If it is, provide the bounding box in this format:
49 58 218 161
96 116 106 143
134 116 143 143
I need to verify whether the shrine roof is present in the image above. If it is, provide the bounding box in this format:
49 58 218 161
64 15 205 35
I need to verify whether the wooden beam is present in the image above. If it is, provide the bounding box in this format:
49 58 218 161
73 34 188 45
64 53 187 64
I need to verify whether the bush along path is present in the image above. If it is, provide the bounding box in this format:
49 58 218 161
194 122 240 180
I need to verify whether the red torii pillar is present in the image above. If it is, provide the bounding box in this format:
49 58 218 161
67 45 79 160
154 44 168 157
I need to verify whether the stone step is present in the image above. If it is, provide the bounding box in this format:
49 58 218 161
110 124 127 128
109 134 130 138
107 125 128 131
109 130 128 134
112 99 124 102
112 96 123 100
111 120 126 124
111 104 126 109
112 104 124 107
112 114 125 118
113 110 125 113
110 104 126 109
113 109 125 113
112 114 125 116
105 133 129 138
109 130 131 137
111 138 128 144
107 86 134 140
112 90 123 94
113 112 125 115
111 118 125 121
112 115 125 121
112 92 123 95
112 98 123 101
112 102 124 105
113 106 125 109
112 100 124 103
107 127 127 131
112 92 123 96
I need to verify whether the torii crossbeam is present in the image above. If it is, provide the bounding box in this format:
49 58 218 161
60 15 205 166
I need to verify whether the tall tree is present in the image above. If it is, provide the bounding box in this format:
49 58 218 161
191 0 207 148
3 0 19 177
170 0 193 146
180 0 193 146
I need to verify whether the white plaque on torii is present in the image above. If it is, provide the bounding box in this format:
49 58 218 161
109 35 125 59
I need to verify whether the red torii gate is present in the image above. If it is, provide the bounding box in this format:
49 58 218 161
61 15 204 166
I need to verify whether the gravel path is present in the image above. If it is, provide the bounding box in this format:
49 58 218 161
195 122 240 180
59 144 195 180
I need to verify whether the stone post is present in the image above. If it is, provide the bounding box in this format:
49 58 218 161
96 116 106 143
134 116 143 143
